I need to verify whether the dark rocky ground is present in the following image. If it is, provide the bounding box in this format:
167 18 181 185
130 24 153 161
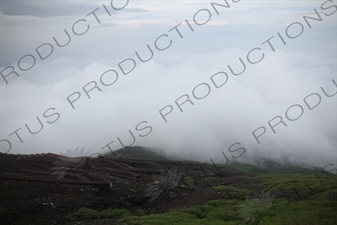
0 152 262 225
2 150 333 225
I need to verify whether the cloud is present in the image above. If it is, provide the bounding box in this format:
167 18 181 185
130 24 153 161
0 46 336 169
1 1 96 18
0 0 336 170
0 0 146 18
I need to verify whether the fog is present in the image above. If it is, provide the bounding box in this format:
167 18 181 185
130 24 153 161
1 0 336 169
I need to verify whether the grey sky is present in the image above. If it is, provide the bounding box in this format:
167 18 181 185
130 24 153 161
0 0 336 169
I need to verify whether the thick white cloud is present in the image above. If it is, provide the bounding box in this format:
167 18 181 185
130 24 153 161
0 0 336 169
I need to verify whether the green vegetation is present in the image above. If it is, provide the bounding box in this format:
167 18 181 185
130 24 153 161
237 190 275 223
73 207 131 219
135 209 148 216
258 200 337 225
116 200 241 225
115 197 337 225
311 188 337 200
71 173 336 225
259 174 337 191
183 176 197 186
212 185 251 200
70 199 337 225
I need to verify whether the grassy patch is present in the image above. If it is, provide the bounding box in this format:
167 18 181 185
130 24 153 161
117 210 238 225
73 174 337 225
258 200 337 225
183 205 213 219
117 210 199 225
73 208 101 219
113 196 337 225
183 176 196 186
212 185 251 200
206 199 241 208
117 199 242 225
135 209 147 216
73 207 130 219
310 188 337 200
259 174 337 191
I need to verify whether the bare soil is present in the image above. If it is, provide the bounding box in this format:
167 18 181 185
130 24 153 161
0 153 261 225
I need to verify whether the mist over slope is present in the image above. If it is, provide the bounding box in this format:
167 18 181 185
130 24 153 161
107 146 335 175
1 0 336 172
